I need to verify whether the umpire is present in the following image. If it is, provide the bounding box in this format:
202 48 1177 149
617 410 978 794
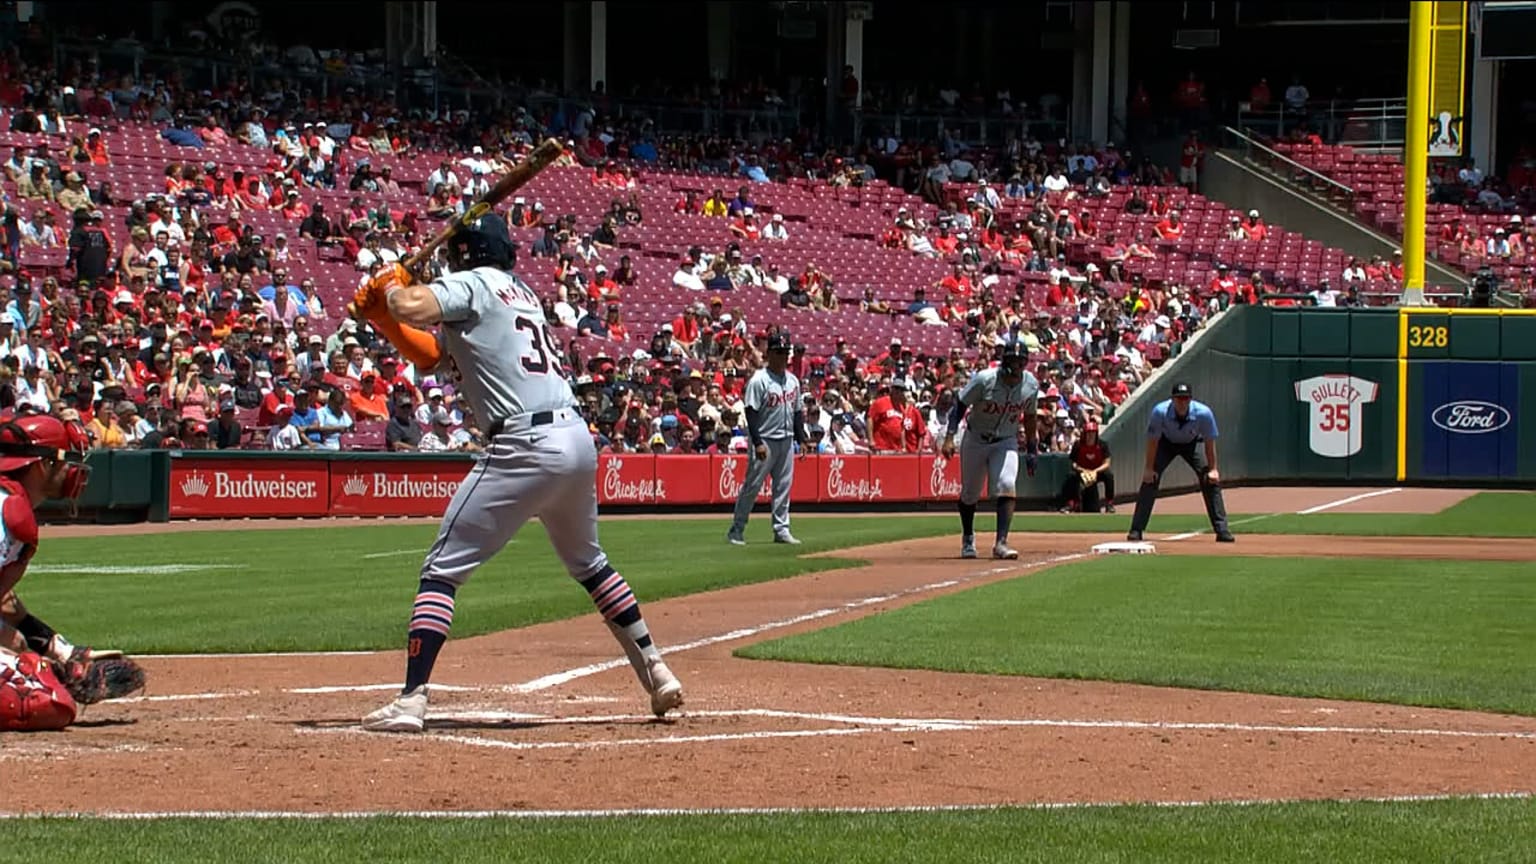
1126 382 1234 542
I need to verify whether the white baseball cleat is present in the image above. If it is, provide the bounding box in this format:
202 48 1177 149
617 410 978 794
992 542 1020 560
362 685 428 733
773 533 802 545
645 657 684 717
960 535 977 558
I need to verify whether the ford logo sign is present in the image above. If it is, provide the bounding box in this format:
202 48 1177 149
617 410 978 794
1431 401 1512 434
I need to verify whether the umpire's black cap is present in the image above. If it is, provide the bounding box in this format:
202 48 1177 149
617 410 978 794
1171 382 1193 398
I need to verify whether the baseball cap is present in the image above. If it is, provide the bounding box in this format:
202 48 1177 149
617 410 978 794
431 408 452 425
1171 383 1193 398
427 387 444 399
219 399 235 412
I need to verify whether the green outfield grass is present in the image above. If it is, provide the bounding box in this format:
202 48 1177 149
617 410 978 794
1239 490 1536 537
14 797 1536 864
19 517 983 654
740 555 1536 716
18 491 1532 654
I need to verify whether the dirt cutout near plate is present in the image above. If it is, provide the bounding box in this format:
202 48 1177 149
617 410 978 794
8 488 1536 815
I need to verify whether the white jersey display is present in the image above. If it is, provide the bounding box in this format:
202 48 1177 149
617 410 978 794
1294 374 1379 458
428 266 577 425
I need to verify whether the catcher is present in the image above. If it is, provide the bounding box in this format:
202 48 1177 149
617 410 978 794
0 411 145 731
1058 420 1115 513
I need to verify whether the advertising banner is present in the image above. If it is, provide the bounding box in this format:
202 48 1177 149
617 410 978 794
329 461 473 517
919 454 963 501
169 458 330 518
648 454 713 505
1418 361 1520 478
166 453 965 518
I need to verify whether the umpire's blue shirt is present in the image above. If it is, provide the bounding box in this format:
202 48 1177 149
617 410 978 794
1147 399 1219 444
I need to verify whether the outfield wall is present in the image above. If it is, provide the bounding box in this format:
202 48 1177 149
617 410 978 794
50 305 1534 523
50 449 1083 522
1101 306 1536 491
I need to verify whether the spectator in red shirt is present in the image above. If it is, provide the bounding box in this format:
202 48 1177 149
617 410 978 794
1155 211 1185 241
937 264 972 300
867 378 927 453
1242 209 1267 241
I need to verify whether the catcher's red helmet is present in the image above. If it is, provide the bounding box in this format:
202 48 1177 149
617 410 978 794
0 413 92 499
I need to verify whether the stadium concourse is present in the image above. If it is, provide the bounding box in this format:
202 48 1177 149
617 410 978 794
0 56 1427 461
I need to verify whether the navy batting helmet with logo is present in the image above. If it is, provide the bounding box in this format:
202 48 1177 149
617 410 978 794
446 211 516 272
767 331 792 352
999 342 1026 377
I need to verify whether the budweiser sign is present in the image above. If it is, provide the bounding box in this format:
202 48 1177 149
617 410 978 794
169 459 330 518
601 458 666 503
825 457 883 501
180 470 319 500
329 461 474 517
340 472 464 499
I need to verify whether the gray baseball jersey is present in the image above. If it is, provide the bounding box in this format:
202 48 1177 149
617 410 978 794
429 267 576 425
742 368 801 440
957 367 1040 439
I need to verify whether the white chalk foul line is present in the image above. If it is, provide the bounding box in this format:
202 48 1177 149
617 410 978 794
1163 487 1409 540
1296 487 1403 515
507 554 1085 694
3 791 1532 819
361 549 420 560
28 564 245 576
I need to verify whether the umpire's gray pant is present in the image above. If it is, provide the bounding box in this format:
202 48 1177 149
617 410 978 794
730 438 794 538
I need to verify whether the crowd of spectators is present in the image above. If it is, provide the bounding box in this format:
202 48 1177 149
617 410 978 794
0 40 1248 473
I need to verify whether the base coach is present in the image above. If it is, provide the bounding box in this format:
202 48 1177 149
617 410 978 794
1126 382 1234 543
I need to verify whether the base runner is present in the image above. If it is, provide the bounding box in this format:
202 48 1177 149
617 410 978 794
352 213 683 732
941 344 1040 559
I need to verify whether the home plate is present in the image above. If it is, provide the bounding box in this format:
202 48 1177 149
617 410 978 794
1092 541 1157 555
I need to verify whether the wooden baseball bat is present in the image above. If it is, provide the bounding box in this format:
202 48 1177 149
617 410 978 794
348 136 566 317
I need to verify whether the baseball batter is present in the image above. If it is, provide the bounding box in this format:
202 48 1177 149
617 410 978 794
942 344 1040 559
353 213 683 733
728 332 807 545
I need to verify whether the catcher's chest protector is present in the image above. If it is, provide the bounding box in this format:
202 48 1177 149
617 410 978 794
0 651 76 731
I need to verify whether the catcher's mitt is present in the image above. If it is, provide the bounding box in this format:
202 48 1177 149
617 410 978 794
55 656 147 705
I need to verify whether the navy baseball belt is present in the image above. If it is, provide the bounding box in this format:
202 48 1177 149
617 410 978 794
487 408 579 437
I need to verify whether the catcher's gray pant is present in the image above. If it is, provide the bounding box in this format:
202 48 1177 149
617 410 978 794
959 433 1019 505
420 411 607 587
730 437 794 537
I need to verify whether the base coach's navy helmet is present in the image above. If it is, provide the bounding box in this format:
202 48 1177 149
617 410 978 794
447 211 517 272
767 331 793 352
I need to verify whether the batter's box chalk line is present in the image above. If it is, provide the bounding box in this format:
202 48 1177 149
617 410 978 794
294 706 1536 752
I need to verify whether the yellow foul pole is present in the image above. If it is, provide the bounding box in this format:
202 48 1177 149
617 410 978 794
1401 2 1433 307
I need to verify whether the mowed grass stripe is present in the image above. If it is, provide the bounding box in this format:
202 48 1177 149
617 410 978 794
21 517 997 654
20 492 1535 654
11 797 1536 864
741 556 1536 716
